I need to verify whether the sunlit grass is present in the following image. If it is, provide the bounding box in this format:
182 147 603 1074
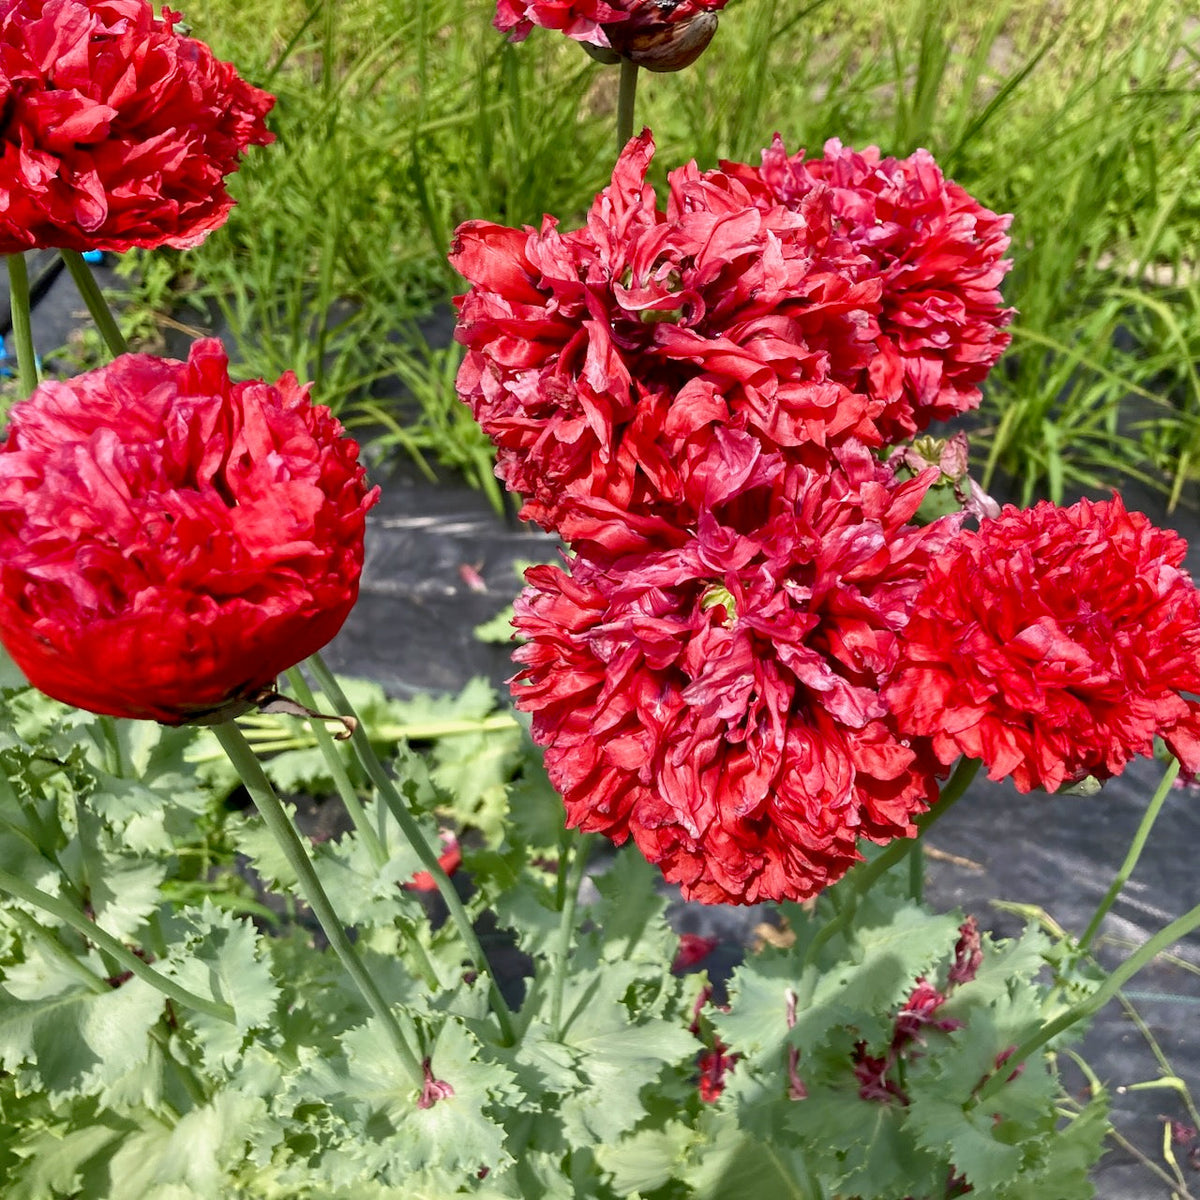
136 0 1200 504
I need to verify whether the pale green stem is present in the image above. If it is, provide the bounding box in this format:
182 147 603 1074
285 666 387 866
307 652 517 1045
273 677 446 988
1079 757 1179 951
799 757 981 996
976 896 1200 1104
5 252 39 398
550 832 592 1038
60 249 127 358
616 58 638 153
908 841 924 904
211 720 424 1086
0 867 235 1023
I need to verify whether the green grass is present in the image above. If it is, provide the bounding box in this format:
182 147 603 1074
132 0 1200 506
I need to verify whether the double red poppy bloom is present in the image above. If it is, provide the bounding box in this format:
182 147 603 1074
886 496 1200 792
453 132 1012 553
0 0 274 253
0 340 377 724
512 447 960 903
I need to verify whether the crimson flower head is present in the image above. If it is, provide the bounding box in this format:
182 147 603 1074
0 339 377 725
886 496 1200 792
452 132 1011 554
731 137 1014 440
453 132 887 551
512 445 960 904
0 0 274 254
493 0 727 70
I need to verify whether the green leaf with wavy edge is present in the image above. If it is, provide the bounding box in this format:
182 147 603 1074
159 902 279 1072
0 972 162 1099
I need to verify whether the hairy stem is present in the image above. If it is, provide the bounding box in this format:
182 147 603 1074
285 666 387 866
212 720 424 1085
1079 757 1179 950
60 249 128 358
307 653 517 1044
5 252 39 398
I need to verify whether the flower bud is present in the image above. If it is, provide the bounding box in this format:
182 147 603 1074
607 9 718 71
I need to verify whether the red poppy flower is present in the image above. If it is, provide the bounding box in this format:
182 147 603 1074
885 496 1200 792
0 0 274 254
493 0 727 70
511 445 959 904
0 339 377 724
453 132 884 551
453 132 1011 551
737 136 1014 440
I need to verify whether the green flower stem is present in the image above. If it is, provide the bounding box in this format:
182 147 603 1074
285 666 387 866
1078 757 1179 951
5 252 39 398
908 840 924 904
976 896 1200 1105
550 832 592 1039
0 866 235 1023
60 249 128 358
616 58 638 153
799 756 981 993
212 720 424 1085
189 714 521 764
307 652 518 1045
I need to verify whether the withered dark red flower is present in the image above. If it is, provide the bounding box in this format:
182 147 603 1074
0 339 377 724
493 0 727 70
732 137 1014 440
0 0 274 253
886 496 1200 792
511 445 959 904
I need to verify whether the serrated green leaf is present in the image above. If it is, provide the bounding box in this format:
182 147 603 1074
330 1014 519 1179
160 902 279 1071
553 962 699 1147
88 853 166 943
716 904 961 1061
995 1092 1108 1200
681 1108 815 1200
490 868 561 959
0 974 162 1097
473 603 517 643
106 1090 276 1200
907 994 1057 1192
4 1114 127 1200
587 848 675 965
505 745 567 852
594 1120 695 1194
